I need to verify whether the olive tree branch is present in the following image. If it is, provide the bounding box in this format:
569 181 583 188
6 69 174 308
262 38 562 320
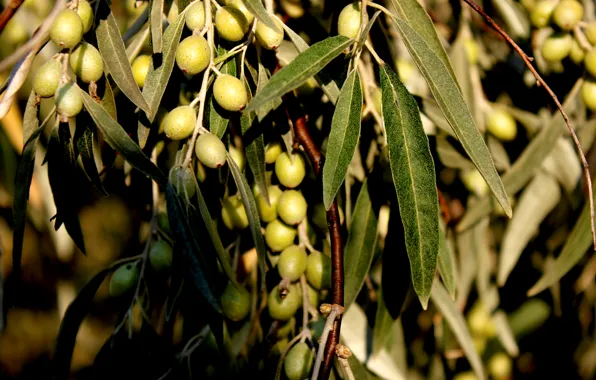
0 0 25 35
310 304 344 380
462 0 596 252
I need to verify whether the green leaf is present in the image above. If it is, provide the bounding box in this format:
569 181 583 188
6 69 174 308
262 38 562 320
343 179 378 310
242 0 281 32
390 17 511 217
255 61 281 122
431 282 486 379
142 9 186 121
78 87 166 185
322 69 362 210
74 120 108 195
96 5 152 116
437 218 456 300
436 135 474 170
240 111 269 201
100 79 118 120
507 299 550 337
380 64 438 309
22 90 38 144
150 0 164 53
246 36 352 112
227 155 267 290
373 287 395 355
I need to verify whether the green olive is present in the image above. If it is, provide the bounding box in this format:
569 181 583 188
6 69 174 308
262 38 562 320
195 133 227 169
265 219 296 252
77 0 94 33
55 83 83 118
306 251 331 290
109 263 139 297
213 74 248 112
337 2 363 39
277 190 307 225
255 16 284 50
215 6 249 42
268 284 302 321
276 317 296 338
530 0 557 28
163 105 197 140
33 60 62 98
50 9 84 49
221 196 249 230
227 0 255 24
149 239 173 273
467 302 496 337
157 211 171 235
132 54 151 88
464 39 479 65
581 79 596 110
221 281 251 321
256 185 283 222
284 342 313 380
486 108 517 141
170 166 196 198
229 145 245 171
552 0 584 31
185 1 206 32
277 245 307 282
280 0 304 19
585 21 596 45
461 169 489 196
306 284 319 309
265 141 283 164
275 152 306 189
488 352 513 380
175 35 211 75
570 38 585 64
70 42 104 83
271 338 289 357
1 17 28 45
585 49 596 77
540 32 573 62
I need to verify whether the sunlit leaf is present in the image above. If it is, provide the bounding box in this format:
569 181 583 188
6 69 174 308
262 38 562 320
150 0 164 53
243 0 280 32
255 61 281 122
240 111 269 202
493 310 520 357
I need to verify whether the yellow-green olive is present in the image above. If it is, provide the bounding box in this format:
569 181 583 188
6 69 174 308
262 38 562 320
55 83 83 118
132 54 152 88
215 6 249 42
552 0 584 31
213 74 248 112
185 1 206 32
33 60 62 98
70 42 104 83
50 9 84 49
175 35 211 75
256 185 283 223
163 106 197 140
486 108 517 141
265 219 296 252
195 133 227 169
255 16 284 50
275 152 306 189
337 2 363 39
277 190 307 225
221 281 251 321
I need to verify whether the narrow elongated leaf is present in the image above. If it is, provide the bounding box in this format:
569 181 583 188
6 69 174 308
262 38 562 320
487 136 511 172
323 70 362 210
243 0 280 32
390 17 511 217
493 310 520 357
431 282 486 379
22 90 38 145
255 61 281 122
227 155 267 290
344 180 378 310
246 36 352 112
150 0 164 53
436 135 474 170
437 218 457 299
101 79 118 120
78 87 166 185
96 6 152 116
0 46 37 119
507 299 550 337
240 111 268 201
380 64 438 309
498 171 560 286
74 121 107 195
373 287 394 355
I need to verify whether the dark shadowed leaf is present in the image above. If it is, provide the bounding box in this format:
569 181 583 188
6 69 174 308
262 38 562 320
22 90 38 144
240 111 268 201
150 0 164 53
74 120 108 195
101 79 118 120
243 0 281 32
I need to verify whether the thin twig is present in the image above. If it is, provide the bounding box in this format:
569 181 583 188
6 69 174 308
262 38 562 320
311 304 343 380
462 0 596 252
0 0 25 35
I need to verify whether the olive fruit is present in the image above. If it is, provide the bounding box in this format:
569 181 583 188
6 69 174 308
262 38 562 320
185 1 206 32
275 152 306 188
170 166 196 198
306 284 319 309
265 219 297 252
255 17 284 50
277 245 307 282
585 21 596 45
464 39 479 65
461 169 488 196
283 342 313 380
585 49 596 78
227 0 255 25
149 239 173 273
55 83 83 117
265 141 283 164
582 79 596 110
540 32 573 62
50 9 84 49
221 282 251 321
467 302 496 337
294 76 318 97
486 108 517 141
215 6 249 42
453 371 478 380
280 0 305 19
530 0 557 28
306 251 331 290
277 190 307 225
157 211 171 235
70 42 104 83
2 17 28 45
213 74 248 112
268 284 301 321
109 263 139 297
488 352 513 380
229 145 245 171
77 0 94 33
221 196 249 230
276 318 296 338
256 185 283 222
570 38 585 64
271 338 289 357
175 35 210 75
132 54 151 88
163 105 196 140
33 60 62 98
337 2 362 39
195 133 227 168
552 0 584 31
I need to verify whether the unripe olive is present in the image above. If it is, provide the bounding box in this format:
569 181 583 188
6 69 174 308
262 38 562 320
271 338 289 357
132 54 151 88
33 60 62 98
55 83 83 117
77 0 94 33
229 145 245 171
276 318 296 338
552 0 584 31
213 74 248 112
50 9 84 49
2 17 28 45
582 79 596 110
195 133 227 168
175 35 210 75
467 302 496 337
277 190 307 225
221 281 251 321
275 152 306 188
170 166 196 198
215 6 249 42
464 39 479 65
163 105 196 140
265 141 283 164
453 371 478 380
185 1 206 32
157 211 171 235
265 219 296 252
227 0 255 24
486 108 517 141
221 196 249 230
530 0 557 28
256 185 283 222
280 0 304 19
540 32 573 62
488 352 513 380
255 17 284 50
306 251 331 290
294 76 318 97
70 42 104 83
585 21 596 45
306 284 319 308
585 49 596 77
149 239 173 272
268 284 301 321
461 169 488 196
337 2 362 39
277 245 307 282
284 342 313 380
570 38 585 64
109 263 139 297
369 86 382 116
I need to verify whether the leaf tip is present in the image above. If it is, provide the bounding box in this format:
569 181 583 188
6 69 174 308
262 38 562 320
418 294 430 310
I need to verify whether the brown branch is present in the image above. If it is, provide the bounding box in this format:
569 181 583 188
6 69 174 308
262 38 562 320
462 0 596 252
0 0 25 35
282 91 344 380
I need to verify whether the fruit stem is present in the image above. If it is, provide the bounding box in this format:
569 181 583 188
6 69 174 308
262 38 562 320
0 0 25 36
310 304 342 380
